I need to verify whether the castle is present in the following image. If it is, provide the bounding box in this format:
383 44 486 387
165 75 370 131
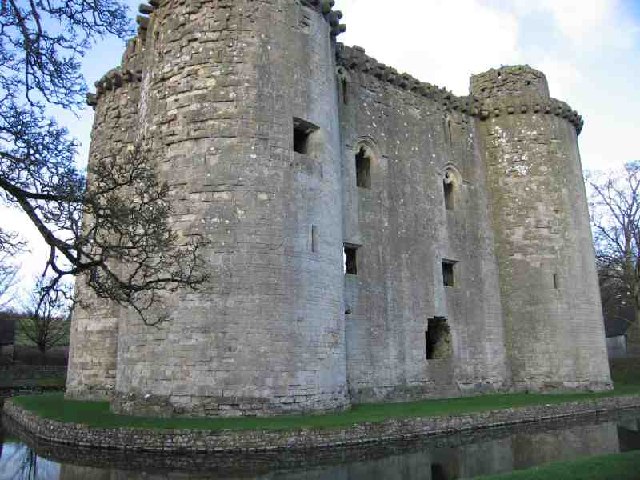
66 0 612 417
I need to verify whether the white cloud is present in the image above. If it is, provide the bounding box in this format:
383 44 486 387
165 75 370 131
336 0 639 169
336 0 521 94
492 0 638 49
1 205 49 303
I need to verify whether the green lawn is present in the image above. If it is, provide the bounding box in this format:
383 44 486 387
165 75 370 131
9 357 640 432
476 450 640 480
11 382 640 432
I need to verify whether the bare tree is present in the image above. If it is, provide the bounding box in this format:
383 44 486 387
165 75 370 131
19 279 72 357
0 1 206 324
587 162 640 352
0 232 22 309
0 255 18 309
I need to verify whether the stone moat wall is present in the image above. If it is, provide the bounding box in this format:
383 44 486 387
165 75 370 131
4 396 640 453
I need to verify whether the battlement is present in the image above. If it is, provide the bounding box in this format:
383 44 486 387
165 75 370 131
471 65 550 101
474 96 584 133
336 44 458 107
301 0 347 36
132 1 346 39
336 48 584 133
86 67 142 106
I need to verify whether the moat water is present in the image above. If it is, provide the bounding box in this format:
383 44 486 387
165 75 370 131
0 410 639 480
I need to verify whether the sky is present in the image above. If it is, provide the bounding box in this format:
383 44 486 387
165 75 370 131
65 0 640 171
2 0 640 300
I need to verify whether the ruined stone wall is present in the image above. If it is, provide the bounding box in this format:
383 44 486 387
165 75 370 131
102 0 349 416
472 66 611 391
338 46 509 402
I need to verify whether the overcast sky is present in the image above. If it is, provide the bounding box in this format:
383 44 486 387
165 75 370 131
3 0 640 297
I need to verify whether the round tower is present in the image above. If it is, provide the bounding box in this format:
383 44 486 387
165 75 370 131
472 66 611 392
66 41 145 401
70 0 349 417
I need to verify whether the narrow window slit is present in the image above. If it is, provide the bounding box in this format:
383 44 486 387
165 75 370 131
355 147 371 188
445 116 452 145
341 78 348 105
553 273 559 289
311 225 318 253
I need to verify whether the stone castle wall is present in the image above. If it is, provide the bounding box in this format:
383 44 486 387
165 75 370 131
66 0 611 416
337 46 509 402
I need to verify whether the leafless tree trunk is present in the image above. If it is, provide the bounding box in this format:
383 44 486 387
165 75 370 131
0 1 207 325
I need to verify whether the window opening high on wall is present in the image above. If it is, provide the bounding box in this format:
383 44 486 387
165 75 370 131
356 147 371 188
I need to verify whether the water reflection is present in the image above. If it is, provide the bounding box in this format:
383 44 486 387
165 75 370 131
0 442 60 480
1 410 639 480
618 417 640 452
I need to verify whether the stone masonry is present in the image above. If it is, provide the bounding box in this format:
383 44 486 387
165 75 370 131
66 0 612 417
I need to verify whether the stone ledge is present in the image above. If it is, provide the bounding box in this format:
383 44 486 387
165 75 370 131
4 395 640 453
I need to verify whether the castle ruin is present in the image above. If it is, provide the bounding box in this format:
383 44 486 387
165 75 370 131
66 0 612 417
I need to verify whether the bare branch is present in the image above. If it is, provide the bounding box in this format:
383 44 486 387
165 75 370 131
0 1 207 325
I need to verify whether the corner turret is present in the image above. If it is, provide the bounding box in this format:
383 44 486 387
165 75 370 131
471 65 550 101
473 65 611 393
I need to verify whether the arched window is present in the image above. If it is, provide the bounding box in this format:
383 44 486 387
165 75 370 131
337 67 350 106
355 146 372 189
442 166 462 211
443 171 455 210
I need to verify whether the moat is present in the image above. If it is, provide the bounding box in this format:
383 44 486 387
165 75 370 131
1 410 639 479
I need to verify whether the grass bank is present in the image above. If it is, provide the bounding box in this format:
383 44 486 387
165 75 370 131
9 357 640 432
476 450 640 480
11 384 640 432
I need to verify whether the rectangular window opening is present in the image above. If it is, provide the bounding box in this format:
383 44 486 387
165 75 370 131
442 260 456 287
344 245 358 275
553 273 559 289
293 118 318 155
426 317 452 360
355 147 371 189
